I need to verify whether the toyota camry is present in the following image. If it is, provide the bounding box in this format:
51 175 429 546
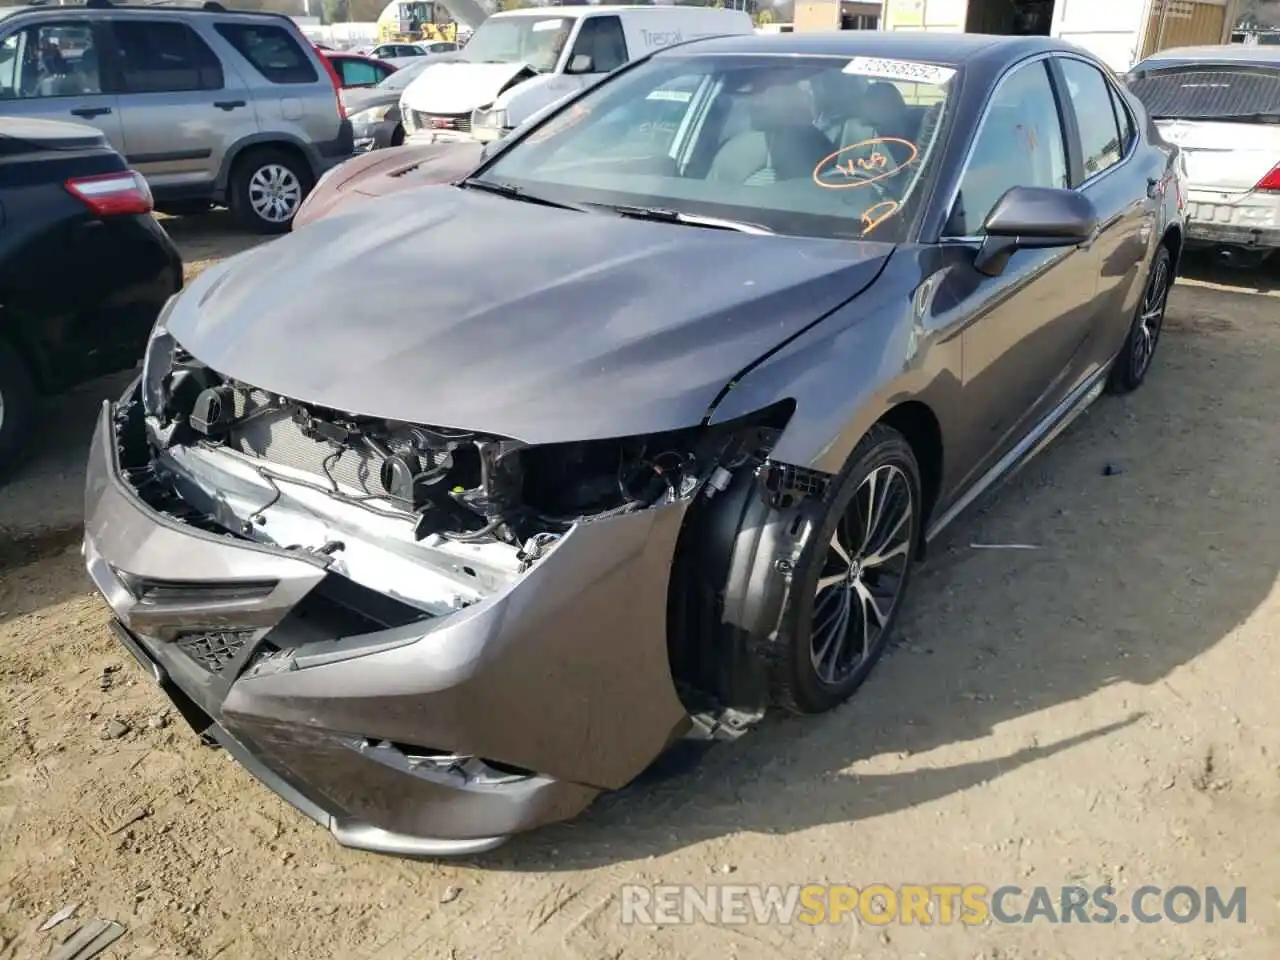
84 32 1184 856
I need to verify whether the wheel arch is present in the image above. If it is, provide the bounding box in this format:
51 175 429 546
876 400 944 558
215 135 320 198
666 399 944 726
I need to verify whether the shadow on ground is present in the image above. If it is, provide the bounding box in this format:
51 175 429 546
1178 247 1280 294
468 280 1280 870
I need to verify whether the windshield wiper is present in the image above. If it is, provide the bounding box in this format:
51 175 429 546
458 178 592 213
597 204 775 235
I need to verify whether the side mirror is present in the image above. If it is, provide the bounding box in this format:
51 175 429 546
972 185 1099 277
567 53 595 75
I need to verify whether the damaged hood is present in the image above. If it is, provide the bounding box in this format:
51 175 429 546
169 187 893 444
400 60 535 115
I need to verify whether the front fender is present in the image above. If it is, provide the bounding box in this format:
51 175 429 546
707 247 964 479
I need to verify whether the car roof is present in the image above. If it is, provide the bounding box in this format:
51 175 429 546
491 3 735 18
1136 43 1280 65
0 2 298 24
661 31 1076 68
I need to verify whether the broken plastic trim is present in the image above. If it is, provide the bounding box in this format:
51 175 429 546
669 453 835 727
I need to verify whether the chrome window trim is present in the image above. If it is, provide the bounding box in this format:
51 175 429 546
938 50 1139 243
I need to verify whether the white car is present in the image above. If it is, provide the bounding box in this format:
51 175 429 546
1126 44 1280 267
369 40 460 61
398 4 754 145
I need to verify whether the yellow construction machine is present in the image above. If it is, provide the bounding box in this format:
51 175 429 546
376 1 473 45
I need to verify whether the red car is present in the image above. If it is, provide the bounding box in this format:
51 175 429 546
321 51 398 89
292 141 483 229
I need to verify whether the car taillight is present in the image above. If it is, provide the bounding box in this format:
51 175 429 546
64 170 153 216
319 55 347 120
1255 163 1280 192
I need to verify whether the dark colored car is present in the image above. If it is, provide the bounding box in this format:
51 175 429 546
84 32 1183 856
323 51 397 89
343 57 436 152
0 117 181 472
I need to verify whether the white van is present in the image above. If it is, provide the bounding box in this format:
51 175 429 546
399 5 754 145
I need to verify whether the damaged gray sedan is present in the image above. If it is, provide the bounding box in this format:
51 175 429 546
84 31 1183 856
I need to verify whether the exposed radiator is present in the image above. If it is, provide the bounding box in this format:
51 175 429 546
227 390 388 497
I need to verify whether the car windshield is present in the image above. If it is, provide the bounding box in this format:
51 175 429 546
1125 61 1280 121
377 58 430 89
471 53 956 243
460 15 572 73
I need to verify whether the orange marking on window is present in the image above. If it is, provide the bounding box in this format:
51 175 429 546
812 137 919 190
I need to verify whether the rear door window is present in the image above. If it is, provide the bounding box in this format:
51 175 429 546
214 22 317 84
1108 82 1136 154
337 57 381 86
1058 58 1124 181
110 20 224 93
1125 62 1280 121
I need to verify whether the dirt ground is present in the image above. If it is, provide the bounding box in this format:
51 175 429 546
1 218 1278 960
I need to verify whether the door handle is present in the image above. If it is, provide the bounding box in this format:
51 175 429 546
70 106 111 118
214 100 247 111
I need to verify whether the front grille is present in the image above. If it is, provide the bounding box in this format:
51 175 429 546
413 109 470 133
174 630 255 673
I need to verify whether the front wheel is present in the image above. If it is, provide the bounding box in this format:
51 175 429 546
1107 246 1171 394
772 424 922 715
229 148 313 234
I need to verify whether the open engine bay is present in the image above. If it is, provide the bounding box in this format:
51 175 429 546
126 332 787 621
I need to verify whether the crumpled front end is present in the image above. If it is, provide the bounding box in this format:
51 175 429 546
84 325 793 854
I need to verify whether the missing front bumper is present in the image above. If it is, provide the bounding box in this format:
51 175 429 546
83 393 694 852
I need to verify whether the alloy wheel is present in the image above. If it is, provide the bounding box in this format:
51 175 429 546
1132 255 1169 380
810 463 914 685
248 164 303 224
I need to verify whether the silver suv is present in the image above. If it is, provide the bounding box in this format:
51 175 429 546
0 0 354 232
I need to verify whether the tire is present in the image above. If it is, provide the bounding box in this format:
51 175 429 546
228 148 313 235
1107 245 1172 395
0 337 37 480
771 423 923 715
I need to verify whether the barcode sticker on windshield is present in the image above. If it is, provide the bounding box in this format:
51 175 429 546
843 57 956 85
532 19 563 31
646 89 693 102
